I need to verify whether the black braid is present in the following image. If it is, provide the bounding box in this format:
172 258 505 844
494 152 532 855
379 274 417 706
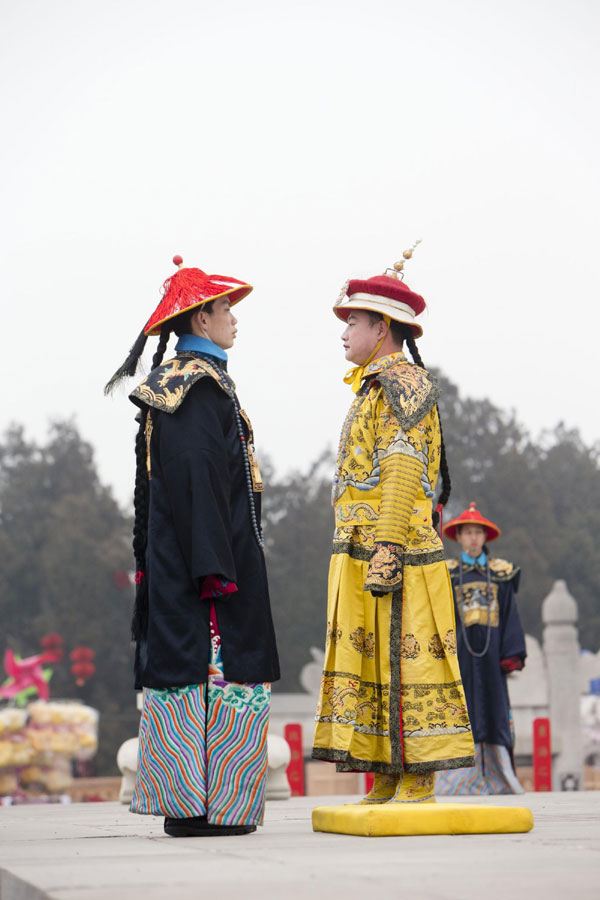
365 313 452 529
404 331 425 369
151 323 170 369
404 329 451 530
434 418 451 529
131 415 149 640
130 323 170 640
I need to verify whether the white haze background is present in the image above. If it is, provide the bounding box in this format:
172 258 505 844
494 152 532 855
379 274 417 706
1 0 598 505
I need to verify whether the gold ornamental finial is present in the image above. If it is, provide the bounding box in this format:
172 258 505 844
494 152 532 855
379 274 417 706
385 239 422 280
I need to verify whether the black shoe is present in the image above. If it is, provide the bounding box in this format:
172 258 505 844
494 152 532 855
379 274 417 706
164 816 257 837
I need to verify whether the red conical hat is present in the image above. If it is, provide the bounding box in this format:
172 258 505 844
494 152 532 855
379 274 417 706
443 502 501 542
144 255 253 336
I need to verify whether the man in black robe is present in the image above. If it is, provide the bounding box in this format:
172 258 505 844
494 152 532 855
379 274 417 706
106 256 279 835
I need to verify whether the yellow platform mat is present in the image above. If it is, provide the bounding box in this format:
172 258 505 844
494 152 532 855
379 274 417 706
312 802 534 837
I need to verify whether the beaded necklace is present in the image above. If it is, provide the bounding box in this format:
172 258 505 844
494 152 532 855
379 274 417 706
456 557 493 657
233 399 264 550
181 350 264 551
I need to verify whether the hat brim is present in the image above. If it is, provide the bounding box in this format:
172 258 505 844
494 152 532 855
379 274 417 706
333 296 423 338
145 284 252 337
443 521 501 542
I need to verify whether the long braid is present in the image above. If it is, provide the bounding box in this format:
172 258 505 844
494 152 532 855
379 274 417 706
151 323 170 369
434 418 451 528
130 323 171 640
404 329 451 530
404 331 425 369
131 416 149 640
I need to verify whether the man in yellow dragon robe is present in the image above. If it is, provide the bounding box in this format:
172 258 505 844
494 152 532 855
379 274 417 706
312 251 474 804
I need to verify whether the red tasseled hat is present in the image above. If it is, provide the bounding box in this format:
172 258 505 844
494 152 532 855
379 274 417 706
144 255 253 336
334 274 426 337
443 502 501 543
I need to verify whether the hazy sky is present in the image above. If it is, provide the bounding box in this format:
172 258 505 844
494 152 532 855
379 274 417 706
1 0 598 507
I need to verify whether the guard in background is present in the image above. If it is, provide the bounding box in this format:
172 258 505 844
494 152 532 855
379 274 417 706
437 502 526 794
106 256 279 835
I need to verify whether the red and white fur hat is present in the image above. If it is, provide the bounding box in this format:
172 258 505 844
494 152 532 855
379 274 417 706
334 242 426 337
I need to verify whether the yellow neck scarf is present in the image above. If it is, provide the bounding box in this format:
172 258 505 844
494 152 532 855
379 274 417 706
343 315 391 393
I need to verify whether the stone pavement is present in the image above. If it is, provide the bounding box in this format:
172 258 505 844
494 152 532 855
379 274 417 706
1 792 598 900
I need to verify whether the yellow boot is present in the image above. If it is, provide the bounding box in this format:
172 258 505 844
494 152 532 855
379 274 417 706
357 772 400 804
388 771 436 803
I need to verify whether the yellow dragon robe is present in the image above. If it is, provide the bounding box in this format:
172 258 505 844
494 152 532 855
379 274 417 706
312 352 475 774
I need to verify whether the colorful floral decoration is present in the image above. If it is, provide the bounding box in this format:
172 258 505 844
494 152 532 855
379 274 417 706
0 648 62 703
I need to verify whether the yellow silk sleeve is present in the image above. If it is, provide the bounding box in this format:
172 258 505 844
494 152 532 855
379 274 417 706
364 393 426 594
375 452 423 547
364 452 423 594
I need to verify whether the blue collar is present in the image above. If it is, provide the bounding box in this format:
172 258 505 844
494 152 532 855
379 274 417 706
175 334 228 362
461 550 487 567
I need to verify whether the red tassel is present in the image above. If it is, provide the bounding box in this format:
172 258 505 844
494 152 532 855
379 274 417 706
135 570 145 584
435 503 443 536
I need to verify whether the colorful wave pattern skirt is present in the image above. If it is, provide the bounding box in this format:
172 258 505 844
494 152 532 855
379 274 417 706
435 742 524 795
131 605 271 825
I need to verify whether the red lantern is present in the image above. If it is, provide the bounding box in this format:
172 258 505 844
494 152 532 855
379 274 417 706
41 633 63 649
70 646 95 663
70 646 96 686
40 634 64 662
71 660 96 686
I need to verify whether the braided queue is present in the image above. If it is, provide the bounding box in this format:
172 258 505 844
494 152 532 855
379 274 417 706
130 323 170 640
404 330 451 529
362 313 451 530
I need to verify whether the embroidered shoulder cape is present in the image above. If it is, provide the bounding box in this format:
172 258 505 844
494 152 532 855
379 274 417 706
130 353 235 413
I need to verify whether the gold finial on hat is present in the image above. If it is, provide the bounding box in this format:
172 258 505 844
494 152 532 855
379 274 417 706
385 239 422 280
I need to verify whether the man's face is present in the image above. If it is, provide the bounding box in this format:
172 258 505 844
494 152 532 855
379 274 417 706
195 297 238 349
457 524 486 558
341 310 383 365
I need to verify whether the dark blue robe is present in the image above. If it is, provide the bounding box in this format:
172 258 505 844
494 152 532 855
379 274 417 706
447 555 526 749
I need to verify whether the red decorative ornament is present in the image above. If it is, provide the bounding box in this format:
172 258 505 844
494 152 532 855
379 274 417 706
70 646 96 663
40 633 64 650
40 633 64 661
284 723 305 797
172 254 183 266
0 648 62 702
70 646 96 686
71 660 96 687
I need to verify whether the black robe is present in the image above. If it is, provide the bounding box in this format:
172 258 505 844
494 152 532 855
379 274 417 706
129 351 280 689
447 556 526 749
